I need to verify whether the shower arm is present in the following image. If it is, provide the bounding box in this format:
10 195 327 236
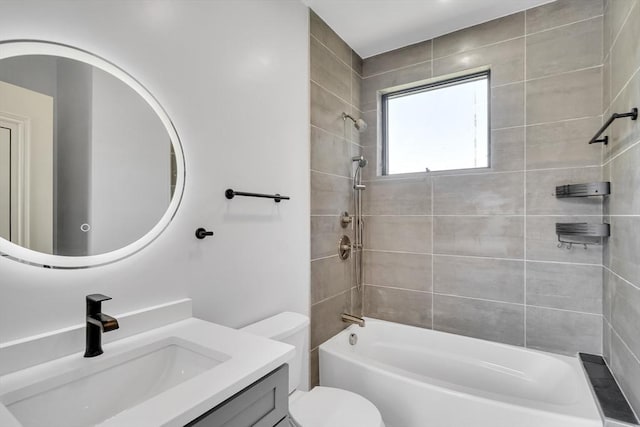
342 112 357 123
343 112 368 132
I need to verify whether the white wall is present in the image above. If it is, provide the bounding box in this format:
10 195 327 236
0 0 310 343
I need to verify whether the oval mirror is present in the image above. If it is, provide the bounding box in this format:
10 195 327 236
0 41 184 268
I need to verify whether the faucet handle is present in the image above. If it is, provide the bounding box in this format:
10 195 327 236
86 294 112 316
86 294 112 303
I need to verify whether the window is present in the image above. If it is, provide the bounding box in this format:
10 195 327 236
382 72 490 175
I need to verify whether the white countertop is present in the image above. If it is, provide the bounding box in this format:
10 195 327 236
0 317 295 427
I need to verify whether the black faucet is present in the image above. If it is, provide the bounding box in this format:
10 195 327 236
84 294 119 358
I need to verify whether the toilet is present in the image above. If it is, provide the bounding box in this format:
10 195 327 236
242 312 385 427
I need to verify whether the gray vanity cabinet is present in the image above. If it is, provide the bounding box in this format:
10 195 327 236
186 364 289 427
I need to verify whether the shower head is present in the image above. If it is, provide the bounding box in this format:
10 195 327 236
342 112 368 132
354 118 368 131
352 155 368 168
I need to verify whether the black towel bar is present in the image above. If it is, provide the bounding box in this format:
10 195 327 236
589 108 638 145
225 189 290 203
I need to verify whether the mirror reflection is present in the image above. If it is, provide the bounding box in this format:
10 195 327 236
0 55 177 257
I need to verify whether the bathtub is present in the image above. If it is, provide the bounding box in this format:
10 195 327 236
320 318 602 427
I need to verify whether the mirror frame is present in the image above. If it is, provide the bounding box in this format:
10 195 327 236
0 40 185 268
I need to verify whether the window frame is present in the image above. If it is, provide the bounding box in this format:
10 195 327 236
381 70 492 176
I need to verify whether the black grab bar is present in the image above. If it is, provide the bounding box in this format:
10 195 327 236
589 108 638 145
225 189 290 203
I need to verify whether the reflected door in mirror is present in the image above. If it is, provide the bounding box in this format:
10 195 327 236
0 81 54 254
0 126 9 240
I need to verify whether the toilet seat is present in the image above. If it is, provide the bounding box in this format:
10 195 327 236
289 386 385 427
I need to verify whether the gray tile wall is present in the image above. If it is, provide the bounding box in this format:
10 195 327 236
360 0 605 357
309 10 363 387
602 0 640 415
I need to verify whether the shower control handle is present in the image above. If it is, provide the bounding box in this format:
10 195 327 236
340 211 352 228
338 235 351 260
339 242 362 252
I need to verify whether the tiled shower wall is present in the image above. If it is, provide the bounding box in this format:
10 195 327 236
309 11 363 386
602 0 640 414
360 0 606 355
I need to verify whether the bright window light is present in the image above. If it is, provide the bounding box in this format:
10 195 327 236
383 72 490 175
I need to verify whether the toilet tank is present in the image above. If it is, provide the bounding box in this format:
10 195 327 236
241 312 309 394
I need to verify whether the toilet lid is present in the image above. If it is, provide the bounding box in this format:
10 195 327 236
289 387 384 427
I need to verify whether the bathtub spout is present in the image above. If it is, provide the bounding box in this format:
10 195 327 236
341 313 365 327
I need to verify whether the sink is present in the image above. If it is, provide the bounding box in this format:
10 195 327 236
0 318 294 427
3 338 229 427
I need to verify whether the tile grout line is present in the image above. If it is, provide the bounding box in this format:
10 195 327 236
364 249 432 256
602 12 607 170
361 164 603 180
492 80 526 89
348 46 354 275
311 254 340 262
362 249 602 267
430 40 434 76
350 50 353 148
359 110 604 129
604 318 611 361
608 0 637 59
608 60 640 110
348 66 355 317
603 265 640 293
521 114 603 128
355 61 366 317
364 63 602 93
521 64 604 84
362 214 607 217
604 15 609 168
366 284 603 316
608 62 640 119
602 135 640 167
310 79 360 120
605 1 639 106
493 115 604 129
523 9 528 348
311 288 351 307
310 33 360 76
525 14 604 37
311 124 364 149
362 58 432 80
609 323 640 376
431 175 435 329
310 168 352 180
427 36 527 69
600 15 605 256
307 22 314 385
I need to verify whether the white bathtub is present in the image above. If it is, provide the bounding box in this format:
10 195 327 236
320 318 602 427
